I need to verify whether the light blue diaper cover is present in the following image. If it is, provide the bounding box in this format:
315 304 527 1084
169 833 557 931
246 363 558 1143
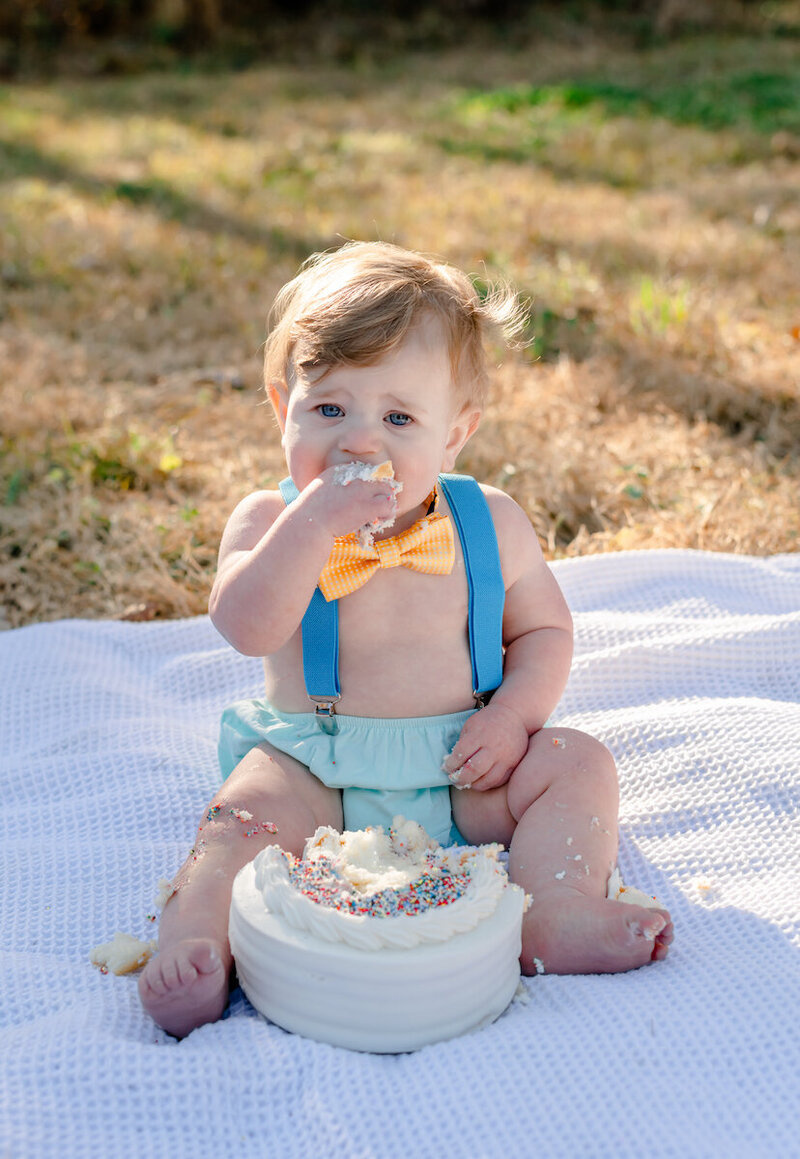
218 699 474 846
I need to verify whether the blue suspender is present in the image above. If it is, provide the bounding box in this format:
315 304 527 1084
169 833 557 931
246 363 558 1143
278 477 341 732
279 473 505 731
438 473 505 699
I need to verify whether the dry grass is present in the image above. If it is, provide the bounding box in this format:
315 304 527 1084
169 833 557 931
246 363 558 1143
1 20 799 628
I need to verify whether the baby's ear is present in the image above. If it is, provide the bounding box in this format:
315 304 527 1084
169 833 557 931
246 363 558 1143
443 405 482 471
267 381 289 431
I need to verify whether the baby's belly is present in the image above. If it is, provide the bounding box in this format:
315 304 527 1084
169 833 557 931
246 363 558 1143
263 629 476 718
264 567 477 717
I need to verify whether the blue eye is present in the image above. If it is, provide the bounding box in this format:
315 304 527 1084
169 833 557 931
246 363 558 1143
318 404 343 418
387 412 412 427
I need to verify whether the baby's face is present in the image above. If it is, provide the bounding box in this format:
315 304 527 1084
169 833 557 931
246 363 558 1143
272 317 479 528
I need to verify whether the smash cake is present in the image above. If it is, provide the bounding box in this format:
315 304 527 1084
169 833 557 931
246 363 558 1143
228 818 528 1053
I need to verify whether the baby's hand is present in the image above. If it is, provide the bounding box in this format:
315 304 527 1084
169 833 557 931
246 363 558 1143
443 702 530 791
303 467 397 539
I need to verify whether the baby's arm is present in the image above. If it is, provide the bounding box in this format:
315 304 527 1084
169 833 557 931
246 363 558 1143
444 488 573 790
209 470 395 656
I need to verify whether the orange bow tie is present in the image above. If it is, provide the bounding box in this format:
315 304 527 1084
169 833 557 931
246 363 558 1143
318 508 455 601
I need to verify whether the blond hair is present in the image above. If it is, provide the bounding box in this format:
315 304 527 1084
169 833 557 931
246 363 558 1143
264 241 525 408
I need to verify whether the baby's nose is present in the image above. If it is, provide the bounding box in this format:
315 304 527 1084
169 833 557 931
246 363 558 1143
339 420 382 456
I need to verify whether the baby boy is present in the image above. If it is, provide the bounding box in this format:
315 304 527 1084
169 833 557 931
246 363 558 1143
139 242 673 1037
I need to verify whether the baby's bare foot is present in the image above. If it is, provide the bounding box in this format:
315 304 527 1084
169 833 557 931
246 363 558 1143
522 892 674 976
138 938 229 1038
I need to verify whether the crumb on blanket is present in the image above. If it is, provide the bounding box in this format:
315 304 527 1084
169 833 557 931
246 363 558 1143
90 932 156 975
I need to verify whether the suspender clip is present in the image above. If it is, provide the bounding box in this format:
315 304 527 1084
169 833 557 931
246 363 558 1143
309 695 341 734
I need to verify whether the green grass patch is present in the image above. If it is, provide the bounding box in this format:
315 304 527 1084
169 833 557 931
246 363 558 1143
460 69 800 135
4 467 30 505
526 306 597 363
630 277 690 337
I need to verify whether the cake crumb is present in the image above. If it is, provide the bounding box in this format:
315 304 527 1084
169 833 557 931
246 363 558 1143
606 867 661 909
154 877 175 909
90 932 156 976
514 980 532 1005
693 878 717 900
447 767 470 789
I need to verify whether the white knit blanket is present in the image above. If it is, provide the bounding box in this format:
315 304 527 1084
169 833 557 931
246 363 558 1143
2 550 798 1159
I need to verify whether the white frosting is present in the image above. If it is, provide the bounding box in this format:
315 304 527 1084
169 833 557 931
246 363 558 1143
305 816 433 893
251 821 513 952
229 818 527 1052
332 459 400 488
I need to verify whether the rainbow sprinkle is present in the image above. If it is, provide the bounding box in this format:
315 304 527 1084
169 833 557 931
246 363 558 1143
286 852 470 918
244 820 280 838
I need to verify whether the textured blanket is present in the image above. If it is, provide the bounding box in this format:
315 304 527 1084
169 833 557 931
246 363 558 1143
2 549 798 1159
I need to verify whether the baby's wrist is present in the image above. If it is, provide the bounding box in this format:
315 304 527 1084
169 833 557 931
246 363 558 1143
485 698 531 735
292 478 343 541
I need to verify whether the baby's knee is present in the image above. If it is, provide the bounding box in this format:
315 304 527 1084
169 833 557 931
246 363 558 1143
575 736 618 813
569 730 616 775
540 727 615 773
508 728 617 816
205 749 343 856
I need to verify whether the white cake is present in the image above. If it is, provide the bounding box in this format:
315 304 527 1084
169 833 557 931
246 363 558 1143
229 818 527 1053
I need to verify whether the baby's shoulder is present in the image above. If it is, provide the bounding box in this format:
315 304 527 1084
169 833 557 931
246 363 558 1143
228 486 285 524
476 483 545 583
218 488 285 553
477 483 538 540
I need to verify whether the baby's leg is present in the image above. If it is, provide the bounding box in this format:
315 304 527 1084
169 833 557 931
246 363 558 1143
453 728 673 975
138 742 342 1037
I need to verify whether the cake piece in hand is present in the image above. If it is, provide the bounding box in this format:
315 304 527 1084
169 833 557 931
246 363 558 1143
332 459 403 546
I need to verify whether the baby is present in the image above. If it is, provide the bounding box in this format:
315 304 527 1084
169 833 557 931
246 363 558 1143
139 242 673 1037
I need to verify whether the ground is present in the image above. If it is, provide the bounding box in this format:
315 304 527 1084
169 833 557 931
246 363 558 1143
1 12 799 628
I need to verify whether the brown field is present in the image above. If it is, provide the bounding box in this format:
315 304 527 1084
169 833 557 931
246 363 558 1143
2 15 799 629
